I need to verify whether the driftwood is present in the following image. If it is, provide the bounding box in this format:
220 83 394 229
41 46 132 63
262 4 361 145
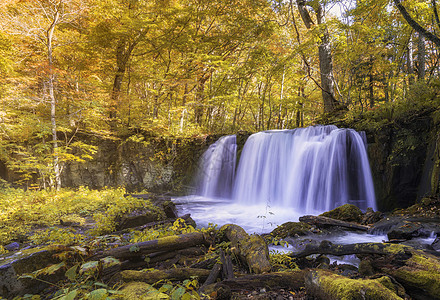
121 268 211 284
299 215 370 231
103 232 206 260
218 224 271 274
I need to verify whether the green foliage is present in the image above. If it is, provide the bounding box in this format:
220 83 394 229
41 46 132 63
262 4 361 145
0 187 158 245
269 250 299 271
30 227 85 246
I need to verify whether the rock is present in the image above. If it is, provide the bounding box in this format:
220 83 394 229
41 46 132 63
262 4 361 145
115 208 164 231
320 204 363 223
4 242 20 252
361 208 383 225
305 270 404 300
270 222 311 239
369 216 440 241
387 221 423 240
432 236 440 251
162 200 178 219
0 247 62 298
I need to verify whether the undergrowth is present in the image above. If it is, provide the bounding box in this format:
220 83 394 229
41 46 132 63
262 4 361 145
0 186 160 246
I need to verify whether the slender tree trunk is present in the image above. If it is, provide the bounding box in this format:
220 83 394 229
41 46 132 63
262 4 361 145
418 33 426 81
47 6 61 190
407 34 415 85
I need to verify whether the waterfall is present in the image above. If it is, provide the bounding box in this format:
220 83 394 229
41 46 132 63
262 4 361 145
195 126 376 213
196 135 237 198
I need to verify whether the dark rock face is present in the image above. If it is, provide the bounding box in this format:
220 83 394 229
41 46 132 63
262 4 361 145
369 216 440 241
366 118 431 212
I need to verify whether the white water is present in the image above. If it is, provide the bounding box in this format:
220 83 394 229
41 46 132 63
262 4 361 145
176 125 377 234
195 135 236 198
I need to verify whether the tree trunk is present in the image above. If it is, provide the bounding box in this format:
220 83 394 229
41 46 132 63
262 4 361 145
296 0 338 113
418 33 426 81
393 0 440 49
47 5 61 190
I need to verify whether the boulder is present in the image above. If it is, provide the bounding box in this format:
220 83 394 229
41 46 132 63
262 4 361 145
320 204 363 223
270 222 311 238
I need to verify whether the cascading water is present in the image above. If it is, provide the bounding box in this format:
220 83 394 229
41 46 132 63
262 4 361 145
195 135 237 198
233 125 376 213
177 125 376 233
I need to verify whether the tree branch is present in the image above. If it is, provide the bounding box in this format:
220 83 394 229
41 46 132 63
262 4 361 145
393 0 440 48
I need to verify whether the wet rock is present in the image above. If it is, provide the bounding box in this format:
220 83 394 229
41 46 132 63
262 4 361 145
270 222 311 239
432 236 440 251
0 247 62 298
361 208 383 225
4 242 19 252
320 204 363 223
387 221 423 240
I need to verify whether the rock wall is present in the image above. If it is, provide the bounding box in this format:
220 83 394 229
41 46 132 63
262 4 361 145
61 134 218 194
344 114 435 212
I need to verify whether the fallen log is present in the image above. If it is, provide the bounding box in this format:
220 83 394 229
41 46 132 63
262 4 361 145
121 268 211 284
305 270 405 300
218 224 271 274
103 232 206 260
291 241 440 299
218 270 306 291
299 215 370 231
290 240 440 258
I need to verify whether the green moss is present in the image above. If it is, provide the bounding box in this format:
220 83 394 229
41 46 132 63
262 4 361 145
270 222 312 239
320 204 363 223
316 271 403 300
388 250 440 297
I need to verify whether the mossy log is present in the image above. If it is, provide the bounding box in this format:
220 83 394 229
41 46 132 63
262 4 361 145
291 241 440 299
216 270 306 291
290 241 412 258
218 224 271 274
121 268 211 284
103 232 206 260
299 215 369 231
305 270 405 300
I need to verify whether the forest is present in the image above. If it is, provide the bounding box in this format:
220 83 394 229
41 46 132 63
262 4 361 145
0 0 439 189
1 0 440 299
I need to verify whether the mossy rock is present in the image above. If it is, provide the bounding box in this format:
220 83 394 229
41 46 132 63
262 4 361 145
305 270 404 300
270 222 312 239
320 204 363 223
